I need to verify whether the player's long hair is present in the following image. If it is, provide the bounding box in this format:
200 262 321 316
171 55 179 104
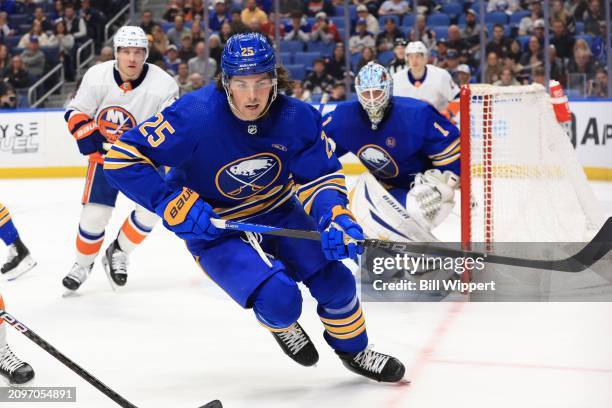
215 66 294 93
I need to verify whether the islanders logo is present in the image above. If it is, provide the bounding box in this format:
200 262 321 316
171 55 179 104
96 106 136 142
357 144 399 179
216 153 282 200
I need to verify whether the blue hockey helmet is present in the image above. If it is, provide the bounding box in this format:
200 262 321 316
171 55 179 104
221 33 276 78
355 62 393 130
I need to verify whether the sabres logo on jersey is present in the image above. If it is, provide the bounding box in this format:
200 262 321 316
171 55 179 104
97 106 136 142
357 144 399 179
216 153 282 200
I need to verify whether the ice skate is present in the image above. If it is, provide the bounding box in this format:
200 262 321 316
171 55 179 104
62 263 93 292
1 238 36 281
101 239 128 290
336 346 405 382
271 322 319 367
0 344 35 385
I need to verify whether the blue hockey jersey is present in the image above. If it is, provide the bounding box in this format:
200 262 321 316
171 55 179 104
103 85 347 226
322 96 460 189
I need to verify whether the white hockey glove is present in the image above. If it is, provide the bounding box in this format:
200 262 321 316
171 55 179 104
406 169 459 230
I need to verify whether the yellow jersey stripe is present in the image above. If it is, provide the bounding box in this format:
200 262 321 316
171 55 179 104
319 306 362 326
325 323 367 339
429 138 460 159
323 315 365 335
433 152 460 167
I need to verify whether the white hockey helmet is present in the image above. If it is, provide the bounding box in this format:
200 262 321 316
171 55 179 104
355 62 393 130
405 41 428 57
113 26 149 60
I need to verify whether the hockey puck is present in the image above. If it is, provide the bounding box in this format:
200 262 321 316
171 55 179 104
200 400 222 408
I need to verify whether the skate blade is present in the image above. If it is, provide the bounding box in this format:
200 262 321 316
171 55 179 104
101 256 120 292
3 257 37 281
62 289 81 298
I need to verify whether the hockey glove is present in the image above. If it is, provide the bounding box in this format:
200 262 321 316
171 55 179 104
68 113 107 155
319 205 364 261
155 187 222 241
406 169 459 230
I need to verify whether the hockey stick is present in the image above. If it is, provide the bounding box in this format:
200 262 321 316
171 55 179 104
210 217 612 273
0 310 222 408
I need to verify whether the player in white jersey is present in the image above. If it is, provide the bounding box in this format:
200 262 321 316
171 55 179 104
392 41 460 113
62 26 179 292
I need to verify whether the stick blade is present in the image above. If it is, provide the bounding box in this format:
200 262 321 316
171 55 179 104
200 400 222 408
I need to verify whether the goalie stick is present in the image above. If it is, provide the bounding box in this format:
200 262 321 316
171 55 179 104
0 310 222 408
210 217 612 273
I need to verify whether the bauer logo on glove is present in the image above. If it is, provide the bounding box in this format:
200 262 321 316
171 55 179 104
164 187 199 226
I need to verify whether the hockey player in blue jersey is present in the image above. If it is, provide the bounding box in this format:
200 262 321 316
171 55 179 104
104 33 405 382
0 202 36 280
322 62 461 241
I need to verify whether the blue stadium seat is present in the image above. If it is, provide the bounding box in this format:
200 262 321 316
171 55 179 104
509 10 530 24
306 17 316 26
9 14 29 27
377 50 394 65
330 16 345 28
18 24 31 34
284 64 306 81
279 40 304 53
4 36 20 50
307 41 335 55
575 21 584 34
432 26 448 40
337 27 345 40
516 35 530 51
378 15 400 27
576 34 593 48
458 13 477 25
485 12 508 24
279 52 292 65
40 46 60 67
334 5 357 18
294 51 322 67
401 14 415 27
427 13 450 26
161 22 174 33
350 52 361 71
441 3 462 17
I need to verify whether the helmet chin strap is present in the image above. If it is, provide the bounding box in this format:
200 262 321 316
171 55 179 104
222 72 278 122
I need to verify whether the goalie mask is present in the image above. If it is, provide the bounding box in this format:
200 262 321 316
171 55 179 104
355 62 393 130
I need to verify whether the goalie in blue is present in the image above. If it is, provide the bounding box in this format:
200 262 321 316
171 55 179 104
322 62 461 242
104 33 405 382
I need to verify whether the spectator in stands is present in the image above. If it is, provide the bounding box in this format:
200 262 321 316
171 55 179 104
190 17 205 43
146 34 164 65
174 62 192 95
446 25 468 55
284 11 310 43
531 66 546 85
140 10 157 34
520 35 544 76
454 64 471 86
189 72 204 90
99 46 113 62
324 43 347 81
506 39 522 63
583 0 603 35
376 16 403 53
242 0 268 25
0 81 16 109
33 7 54 33
548 44 567 86
567 0 589 22
532 19 546 42
387 38 407 74
486 24 512 58
409 14 435 51
550 19 575 60
356 45 376 71
261 12 285 40
163 0 183 23
3 56 29 89
187 0 205 22
0 12 14 40
49 20 75 80
485 51 503 84
80 0 105 49
63 3 87 42
350 19 375 54
290 79 312 102
151 25 169 55
51 0 65 22
209 0 230 31
164 44 182 75
519 0 543 35
494 67 520 86
208 34 222 75
567 47 599 81
246 17 263 34
304 58 334 95
487 0 520 13
167 15 190 46
588 68 608 97
461 10 482 54
20 36 45 77
220 21 232 44
551 0 575 32
304 0 334 18
322 82 347 102
18 20 51 48
445 50 459 72
310 11 340 43
432 38 448 66
356 4 379 36
378 0 410 18
0 44 10 72
230 9 250 33
188 40 217 82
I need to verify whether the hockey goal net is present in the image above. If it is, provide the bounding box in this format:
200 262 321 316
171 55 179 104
459 84 604 245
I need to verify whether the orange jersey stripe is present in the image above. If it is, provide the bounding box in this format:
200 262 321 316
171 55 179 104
120 218 147 244
76 235 104 255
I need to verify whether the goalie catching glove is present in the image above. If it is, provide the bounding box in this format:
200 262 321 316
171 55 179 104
319 205 364 261
155 187 222 241
67 112 108 155
406 169 459 230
